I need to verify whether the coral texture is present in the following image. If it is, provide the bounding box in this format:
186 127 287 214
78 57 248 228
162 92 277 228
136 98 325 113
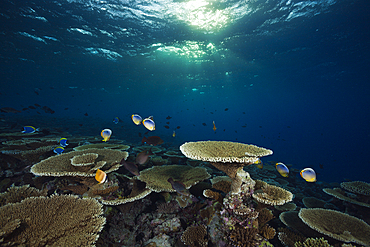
0 185 47 206
299 208 370 246
252 183 293 206
30 148 128 177
0 195 105 246
138 165 210 192
181 225 208 247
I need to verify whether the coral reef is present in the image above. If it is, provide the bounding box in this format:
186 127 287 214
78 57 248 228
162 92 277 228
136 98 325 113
181 225 208 246
0 194 105 246
299 208 370 246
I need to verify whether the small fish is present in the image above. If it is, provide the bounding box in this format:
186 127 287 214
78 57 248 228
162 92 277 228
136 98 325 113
225 108 229 111
168 178 190 196
131 114 142 125
84 113 88 116
143 116 155 131
101 129 112 142
42 106 55 114
28 106 36 110
34 103 41 107
141 136 164 146
59 138 69 147
319 164 324 169
135 148 153 165
166 116 172 119
54 146 64 155
113 117 120 124
120 159 139 176
164 125 170 129
95 169 107 183
0 107 22 113
276 162 289 177
254 159 263 169
212 121 217 131
300 168 316 182
22 126 39 133
202 123 207 126
172 130 176 137
176 126 180 129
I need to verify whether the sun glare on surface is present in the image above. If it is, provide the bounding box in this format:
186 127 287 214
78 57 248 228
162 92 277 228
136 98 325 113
174 0 230 32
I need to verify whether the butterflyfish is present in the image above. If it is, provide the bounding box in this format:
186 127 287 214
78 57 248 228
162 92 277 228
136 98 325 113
113 117 120 124
213 121 217 131
131 114 142 125
172 130 176 137
143 117 155 131
101 129 112 142
276 162 289 177
22 126 39 133
254 159 263 169
59 138 68 147
300 168 316 182
54 146 64 155
168 178 190 196
95 169 107 183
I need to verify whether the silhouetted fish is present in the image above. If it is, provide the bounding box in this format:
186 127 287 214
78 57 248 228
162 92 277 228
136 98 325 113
176 126 180 129
168 178 190 196
29 106 36 109
166 116 172 119
42 106 55 114
135 148 153 165
0 107 21 113
225 108 228 111
34 104 41 107
120 159 139 176
202 123 206 126
164 125 170 129
84 113 88 116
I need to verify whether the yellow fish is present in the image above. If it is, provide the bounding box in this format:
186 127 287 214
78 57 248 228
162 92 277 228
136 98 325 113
131 114 142 125
172 130 176 137
143 116 155 131
101 129 112 142
254 159 263 169
95 169 107 183
300 168 316 182
213 121 217 131
276 162 289 177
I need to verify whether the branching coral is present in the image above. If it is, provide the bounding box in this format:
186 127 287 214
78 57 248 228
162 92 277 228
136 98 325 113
294 237 332 247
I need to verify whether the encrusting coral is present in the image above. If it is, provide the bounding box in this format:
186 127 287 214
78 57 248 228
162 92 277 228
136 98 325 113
138 165 210 193
181 225 208 246
0 194 105 246
30 148 128 177
298 208 370 246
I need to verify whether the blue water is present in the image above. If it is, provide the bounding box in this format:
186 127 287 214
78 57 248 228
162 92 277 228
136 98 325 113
1 0 369 182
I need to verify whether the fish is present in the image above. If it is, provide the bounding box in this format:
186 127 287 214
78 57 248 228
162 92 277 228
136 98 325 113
59 138 69 147
113 117 120 124
168 178 190 196
212 121 217 131
176 126 180 129
131 114 142 125
143 116 155 131
54 146 64 155
276 162 289 177
120 159 139 176
166 116 172 119
225 108 229 111
34 103 41 107
141 136 163 146
319 164 324 169
254 159 263 169
101 129 112 142
164 125 170 129
22 126 39 133
42 106 55 114
202 123 207 126
28 106 36 110
135 148 153 165
0 107 21 113
84 113 88 116
95 169 107 183
300 168 316 182
173 130 176 137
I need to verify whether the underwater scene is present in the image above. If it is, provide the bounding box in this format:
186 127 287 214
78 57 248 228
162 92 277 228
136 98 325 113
0 0 370 246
